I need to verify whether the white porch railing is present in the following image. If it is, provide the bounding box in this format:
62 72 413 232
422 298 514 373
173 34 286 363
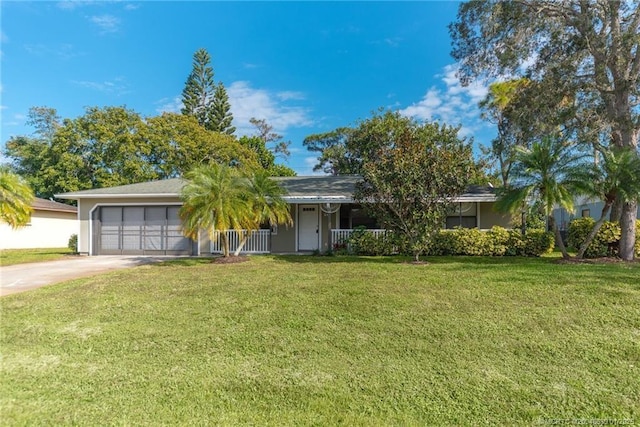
331 229 389 246
210 229 271 254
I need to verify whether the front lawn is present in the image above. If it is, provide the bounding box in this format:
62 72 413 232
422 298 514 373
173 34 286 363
0 247 73 266
1 256 639 425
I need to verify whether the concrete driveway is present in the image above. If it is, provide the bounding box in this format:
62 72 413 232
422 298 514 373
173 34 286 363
0 256 180 296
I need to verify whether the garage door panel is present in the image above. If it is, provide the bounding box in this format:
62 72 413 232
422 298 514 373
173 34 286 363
96 206 193 255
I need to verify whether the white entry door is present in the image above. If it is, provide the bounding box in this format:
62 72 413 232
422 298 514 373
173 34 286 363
298 205 319 251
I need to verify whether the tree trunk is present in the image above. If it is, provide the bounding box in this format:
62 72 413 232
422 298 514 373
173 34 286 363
610 196 623 222
221 233 230 257
549 215 569 259
619 201 637 261
233 230 249 256
414 251 420 262
576 202 612 259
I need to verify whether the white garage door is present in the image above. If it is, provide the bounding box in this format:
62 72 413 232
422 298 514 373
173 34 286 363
95 206 193 255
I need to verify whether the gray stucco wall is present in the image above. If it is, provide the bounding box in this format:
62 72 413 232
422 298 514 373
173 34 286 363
479 202 512 229
553 201 640 230
270 205 297 253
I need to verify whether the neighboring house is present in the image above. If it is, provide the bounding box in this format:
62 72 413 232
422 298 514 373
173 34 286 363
55 176 511 256
0 198 78 250
552 196 640 231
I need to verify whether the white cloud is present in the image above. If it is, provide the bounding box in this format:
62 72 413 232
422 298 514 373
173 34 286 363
155 96 183 114
71 77 129 95
0 105 7 110
227 81 312 136
124 4 140 11
1 31 8 43
90 14 120 33
57 1 95 10
399 63 490 136
24 43 81 60
298 156 326 176
276 91 305 101
155 82 312 137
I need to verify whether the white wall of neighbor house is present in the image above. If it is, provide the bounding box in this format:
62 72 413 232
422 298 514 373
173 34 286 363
0 210 78 249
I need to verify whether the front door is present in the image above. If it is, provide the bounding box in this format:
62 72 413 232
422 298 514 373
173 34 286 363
298 205 319 251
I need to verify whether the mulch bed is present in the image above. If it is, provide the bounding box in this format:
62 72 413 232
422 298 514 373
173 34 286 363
211 256 251 264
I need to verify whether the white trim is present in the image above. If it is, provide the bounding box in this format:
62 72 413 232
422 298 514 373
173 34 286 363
477 202 481 228
318 204 322 251
294 203 298 252
88 202 184 256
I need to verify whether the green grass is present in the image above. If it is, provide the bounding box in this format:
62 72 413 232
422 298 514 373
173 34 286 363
0 247 73 266
1 255 639 425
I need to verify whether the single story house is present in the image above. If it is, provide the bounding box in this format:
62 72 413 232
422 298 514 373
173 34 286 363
0 198 78 250
56 175 511 256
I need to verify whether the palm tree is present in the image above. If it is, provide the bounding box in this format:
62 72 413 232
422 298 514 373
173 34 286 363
180 164 253 257
233 170 292 256
180 165 292 257
495 136 587 259
0 168 34 228
570 148 640 259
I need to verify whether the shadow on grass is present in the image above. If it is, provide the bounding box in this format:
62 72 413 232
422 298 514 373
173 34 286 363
152 257 214 267
271 254 555 267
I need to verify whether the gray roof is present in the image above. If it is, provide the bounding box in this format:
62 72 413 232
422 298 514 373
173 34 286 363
56 175 497 202
56 178 186 199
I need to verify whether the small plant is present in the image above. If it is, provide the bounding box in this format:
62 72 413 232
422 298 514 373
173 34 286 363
68 234 78 253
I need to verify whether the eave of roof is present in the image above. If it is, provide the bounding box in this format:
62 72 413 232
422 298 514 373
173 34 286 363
55 176 497 202
32 197 77 213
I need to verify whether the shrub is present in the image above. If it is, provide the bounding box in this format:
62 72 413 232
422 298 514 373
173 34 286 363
567 217 621 258
344 227 397 256
486 226 510 256
636 220 640 258
430 227 553 257
68 234 78 253
520 230 555 257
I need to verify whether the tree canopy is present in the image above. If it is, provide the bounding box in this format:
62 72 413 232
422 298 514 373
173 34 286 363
181 48 235 134
495 136 589 259
3 107 258 200
180 164 291 257
450 0 640 260
0 168 34 228
353 111 478 262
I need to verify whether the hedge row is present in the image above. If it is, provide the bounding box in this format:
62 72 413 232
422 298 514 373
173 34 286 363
567 218 640 258
431 227 554 257
338 226 554 257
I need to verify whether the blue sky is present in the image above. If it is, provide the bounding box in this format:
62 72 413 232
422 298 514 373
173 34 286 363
1 1 495 175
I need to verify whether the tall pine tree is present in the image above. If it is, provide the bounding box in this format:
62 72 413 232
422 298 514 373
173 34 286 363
211 82 235 135
181 48 215 128
181 48 235 134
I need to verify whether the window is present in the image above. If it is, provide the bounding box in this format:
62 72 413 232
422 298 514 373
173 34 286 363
581 209 590 218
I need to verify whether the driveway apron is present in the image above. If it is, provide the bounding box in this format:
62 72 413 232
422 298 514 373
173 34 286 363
0 256 178 296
